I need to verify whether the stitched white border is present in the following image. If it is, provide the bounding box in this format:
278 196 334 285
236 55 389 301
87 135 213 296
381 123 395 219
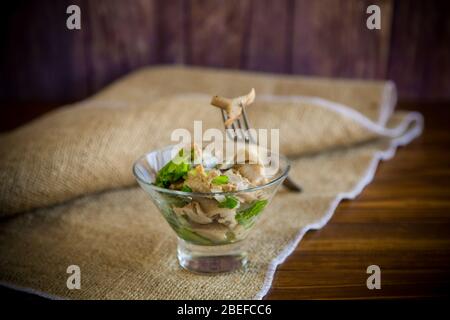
378 80 397 126
0 86 423 300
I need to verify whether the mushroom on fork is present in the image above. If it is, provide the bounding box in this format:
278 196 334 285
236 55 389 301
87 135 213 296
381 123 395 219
211 88 255 127
210 88 302 192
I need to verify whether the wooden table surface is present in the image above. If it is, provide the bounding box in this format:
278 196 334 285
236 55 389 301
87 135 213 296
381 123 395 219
1 100 449 300
266 101 450 299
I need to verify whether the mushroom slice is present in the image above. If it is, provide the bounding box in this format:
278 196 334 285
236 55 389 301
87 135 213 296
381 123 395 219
173 201 212 224
196 198 238 228
190 224 230 243
210 88 255 127
223 169 252 191
235 164 268 186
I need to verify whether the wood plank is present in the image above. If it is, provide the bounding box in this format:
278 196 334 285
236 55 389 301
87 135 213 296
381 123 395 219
292 0 393 79
266 283 450 299
2 0 450 101
0 0 160 101
79 0 159 93
158 0 186 64
244 0 293 73
188 0 251 68
0 0 78 101
387 0 450 99
265 101 450 299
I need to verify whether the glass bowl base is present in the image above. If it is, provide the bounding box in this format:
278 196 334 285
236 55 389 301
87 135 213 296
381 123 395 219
177 238 247 273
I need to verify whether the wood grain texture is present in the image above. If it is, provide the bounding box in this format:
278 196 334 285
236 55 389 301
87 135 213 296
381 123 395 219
157 0 187 64
77 0 159 94
264 101 450 299
1 0 449 102
292 0 393 78
1 0 76 101
188 0 251 68
1 0 159 101
388 0 450 99
243 0 293 73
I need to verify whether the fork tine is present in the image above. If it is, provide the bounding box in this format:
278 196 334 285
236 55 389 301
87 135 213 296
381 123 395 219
231 121 239 141
221 108 227 124
236 118 246 142
220 100 301 192
241 105 256 144
221 109 235 140
220 99 302 192
234 102 249 143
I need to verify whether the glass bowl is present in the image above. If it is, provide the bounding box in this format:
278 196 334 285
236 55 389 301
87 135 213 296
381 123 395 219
133 144 290 273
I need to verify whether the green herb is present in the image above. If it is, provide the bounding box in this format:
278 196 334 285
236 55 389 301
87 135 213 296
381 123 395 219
159 203 213 245
176 227 214 245
212 175 229 185
155 149 190 188
218 196 239 209
181 185 193 193
235 199 268 228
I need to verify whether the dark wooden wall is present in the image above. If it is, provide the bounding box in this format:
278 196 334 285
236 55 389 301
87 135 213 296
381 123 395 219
1 0 449 103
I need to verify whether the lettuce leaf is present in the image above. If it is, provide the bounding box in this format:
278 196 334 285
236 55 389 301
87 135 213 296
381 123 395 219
181 185 193 192
155 149 190 188
235 199 268 228
176 227 214 245
218 196 239 209
211 175 229 185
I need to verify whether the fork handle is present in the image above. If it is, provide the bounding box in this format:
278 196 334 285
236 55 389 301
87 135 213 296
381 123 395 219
283 176 302 192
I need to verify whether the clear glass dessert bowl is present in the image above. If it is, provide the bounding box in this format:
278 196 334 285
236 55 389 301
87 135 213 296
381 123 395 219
133 144 290 273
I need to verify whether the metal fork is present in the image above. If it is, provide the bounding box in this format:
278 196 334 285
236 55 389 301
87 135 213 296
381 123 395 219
220 104 302 192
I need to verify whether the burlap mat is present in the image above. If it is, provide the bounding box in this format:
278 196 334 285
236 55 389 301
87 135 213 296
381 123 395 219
0 66 423 299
